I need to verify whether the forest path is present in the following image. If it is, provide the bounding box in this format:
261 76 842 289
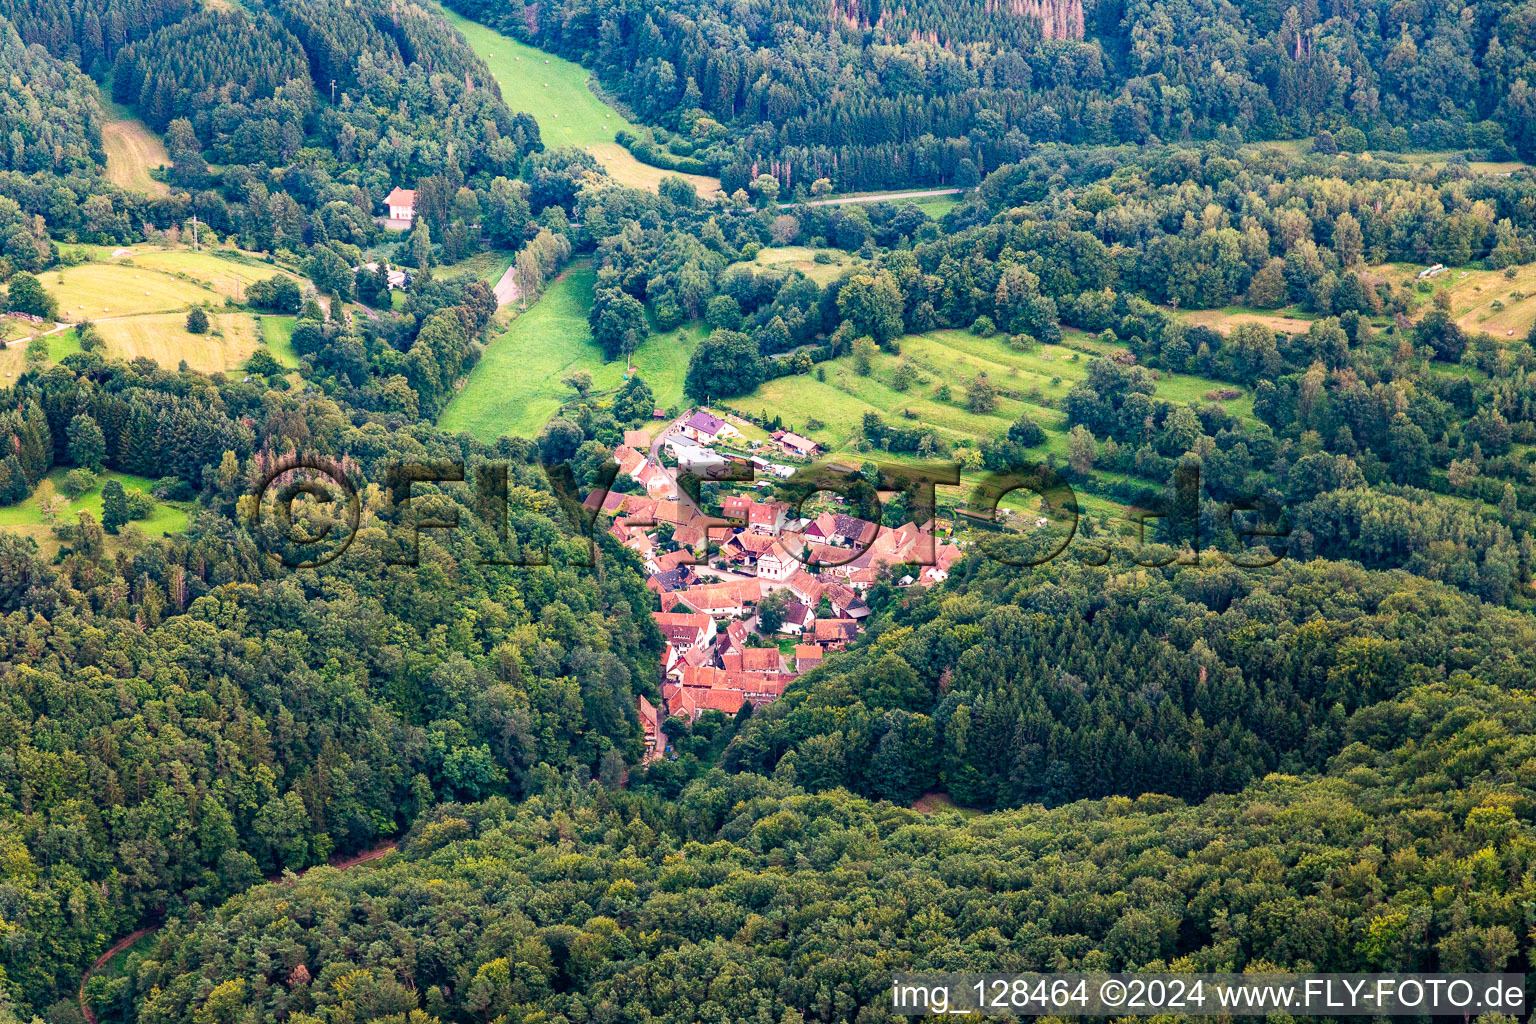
79 841 400 1023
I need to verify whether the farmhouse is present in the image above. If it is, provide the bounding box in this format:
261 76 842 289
755 546 800 582
777 601 813 635
385 188 416 223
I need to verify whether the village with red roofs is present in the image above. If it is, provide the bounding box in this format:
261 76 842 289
586 408 966 761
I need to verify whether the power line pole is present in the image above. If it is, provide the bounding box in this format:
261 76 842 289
190 214 200 251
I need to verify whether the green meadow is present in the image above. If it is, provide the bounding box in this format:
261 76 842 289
444 10 624 149
743 329 1254 454
259 315 301 368
442 8 720 192
440 263 700 441
0 469 194 554
735 328 1256 521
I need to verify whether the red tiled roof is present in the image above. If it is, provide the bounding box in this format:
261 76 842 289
723 647 784 673
653 549 697 573
670 579 762 614
747 501 787 528
813 618 859 643
788 571 824 604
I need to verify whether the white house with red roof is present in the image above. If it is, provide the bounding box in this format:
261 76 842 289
385 187 416 223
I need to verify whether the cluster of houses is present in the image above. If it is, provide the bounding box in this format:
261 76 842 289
593 409 964 762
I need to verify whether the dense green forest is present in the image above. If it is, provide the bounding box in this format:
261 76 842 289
88 671 1536 1022
444 0 1536 191
0 16 106 179
0 0 545 254
0 352 663 1014
3 0 1536 1019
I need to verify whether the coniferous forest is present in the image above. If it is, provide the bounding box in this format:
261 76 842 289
0 0 1534 1021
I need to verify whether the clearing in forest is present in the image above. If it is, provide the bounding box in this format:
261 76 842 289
441 263 701 441
1382 260 1536 341
101 101 171 196
442 9 720 194
0 326 81 381
1173 305 1316 337
260 316 302 368
127 249 303 301
0 469 193 555
751 246 863 286
93 311 262 373
39 262 219 318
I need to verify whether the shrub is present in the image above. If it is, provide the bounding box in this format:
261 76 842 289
61 468 98 498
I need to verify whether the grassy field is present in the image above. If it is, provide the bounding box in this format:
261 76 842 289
1387 150 1531 176
746 329 1253 455
751 246 862 285
260 315 301 367
909 197 958 219
1174 305 1316 336
0 326 82 380
100 100 170 196
1243 139 1531 177
95 312 261 373
738 327 1255 521
0 469 193 555
441 263 702 440
39 262 219 318
586 142 719 193
127 249 302 301
442 9 720 194
1378 261 1536 340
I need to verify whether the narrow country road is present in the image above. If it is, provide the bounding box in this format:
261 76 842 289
78 841 399 1024
648 413 688 464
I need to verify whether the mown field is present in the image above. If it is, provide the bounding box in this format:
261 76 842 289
441 263 701 441
0 468 193 555
1380 260 1536 340
40 262 215 318
94 311 261 373
100 100 170 196
1173 305 1317 336
442 9 719 194
26 247 308 375
126 249 304 301
0 326 81 380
